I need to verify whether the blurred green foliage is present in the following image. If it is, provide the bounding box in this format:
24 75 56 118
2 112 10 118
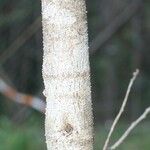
0 116 46 150
0 117 150 150
94 121 150 150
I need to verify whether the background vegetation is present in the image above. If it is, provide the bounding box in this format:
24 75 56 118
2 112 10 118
0 0 150 149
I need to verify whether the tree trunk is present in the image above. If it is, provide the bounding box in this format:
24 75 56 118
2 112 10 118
41 0 93 150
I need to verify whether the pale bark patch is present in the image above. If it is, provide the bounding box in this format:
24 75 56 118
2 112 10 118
41 0 93 149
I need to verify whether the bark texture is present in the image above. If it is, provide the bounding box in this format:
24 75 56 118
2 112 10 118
41 0 93 150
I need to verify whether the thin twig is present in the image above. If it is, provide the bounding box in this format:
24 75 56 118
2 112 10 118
103 69 139 150
110 107 150 150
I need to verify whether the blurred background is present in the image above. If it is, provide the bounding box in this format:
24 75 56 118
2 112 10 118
0 0 150 149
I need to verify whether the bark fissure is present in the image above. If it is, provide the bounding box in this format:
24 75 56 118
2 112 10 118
43 71 90 80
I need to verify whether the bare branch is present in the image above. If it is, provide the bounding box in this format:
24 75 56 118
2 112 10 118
110 107 150 150
90 0 140 54
0 17 41 64
103 69 139 150
0 0 140 65
0 78 45 113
